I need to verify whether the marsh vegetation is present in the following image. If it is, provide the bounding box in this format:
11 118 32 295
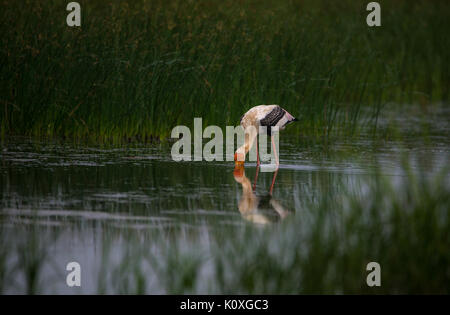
0 0 449 294
1 0 449 142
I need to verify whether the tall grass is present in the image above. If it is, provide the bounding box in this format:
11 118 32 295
1 0 449 143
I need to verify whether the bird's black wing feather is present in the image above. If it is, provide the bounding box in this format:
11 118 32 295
259 106 285 135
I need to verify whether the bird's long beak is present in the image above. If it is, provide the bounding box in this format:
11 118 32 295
234 152 245 178
234 152 245 166
233 163 245 179
235 160 245 166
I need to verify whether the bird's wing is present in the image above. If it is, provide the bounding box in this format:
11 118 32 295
259 105 285 127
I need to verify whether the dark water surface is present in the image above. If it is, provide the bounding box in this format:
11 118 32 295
1 107 449 293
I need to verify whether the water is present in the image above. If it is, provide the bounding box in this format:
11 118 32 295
1 106 449 294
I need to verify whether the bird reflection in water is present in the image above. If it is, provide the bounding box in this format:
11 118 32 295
233 164 291 224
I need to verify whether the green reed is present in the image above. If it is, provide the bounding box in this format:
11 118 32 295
1 0 449 143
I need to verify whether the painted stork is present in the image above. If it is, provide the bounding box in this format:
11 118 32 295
234 105 298 167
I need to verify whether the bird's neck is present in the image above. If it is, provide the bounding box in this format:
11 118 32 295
235 132 257 161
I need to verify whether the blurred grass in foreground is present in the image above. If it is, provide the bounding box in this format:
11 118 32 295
1 0 449 143
1 161 448 294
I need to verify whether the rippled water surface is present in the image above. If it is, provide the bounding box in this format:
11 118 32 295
1 106 449 293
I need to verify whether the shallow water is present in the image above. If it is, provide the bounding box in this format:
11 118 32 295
0 106 449 293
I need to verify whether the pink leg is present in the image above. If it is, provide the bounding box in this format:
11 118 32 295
269 169 278 195
256 137 260 166
271 135 279 167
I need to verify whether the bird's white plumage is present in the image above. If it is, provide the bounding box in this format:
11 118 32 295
235 104 297 163
240 105 278 129
240 104 295 130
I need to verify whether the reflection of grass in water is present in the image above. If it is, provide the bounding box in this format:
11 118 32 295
1 0 449 143
0 226 59 294
99 162 450 294
2 161 446 294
